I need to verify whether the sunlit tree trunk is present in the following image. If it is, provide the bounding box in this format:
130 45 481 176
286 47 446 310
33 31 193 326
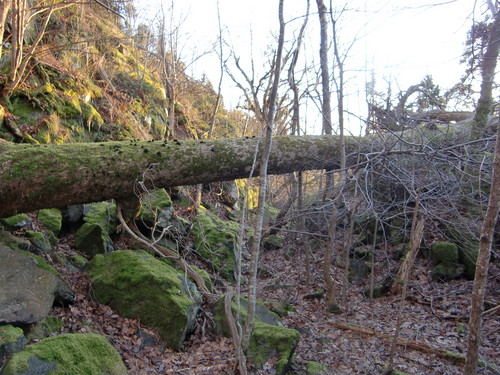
0 0 12 61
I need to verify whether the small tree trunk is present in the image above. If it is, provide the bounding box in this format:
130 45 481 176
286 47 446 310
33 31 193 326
464 116 500 374
468 11 500 141
0 0 12 61
241 0 286 352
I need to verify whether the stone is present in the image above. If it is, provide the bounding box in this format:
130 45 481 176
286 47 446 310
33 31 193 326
220 181 240 209
25 316 64 341
306 361 327 374
0 325 28 366
263 234 285 251
87 250 201 349
431 242 458 265
1 333 127 375
75 223 113 257
0 244 58 325
349 258 370 281
0 230 32 251
25 230 54 254
431 263 465 281
214 297 299 374
0 214 31 231
192 206 241 280
37 209 62 234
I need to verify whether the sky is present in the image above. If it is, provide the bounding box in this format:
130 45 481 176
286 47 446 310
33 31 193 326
134 0 490 135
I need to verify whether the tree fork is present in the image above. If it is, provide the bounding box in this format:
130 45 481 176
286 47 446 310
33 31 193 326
0 135 355 217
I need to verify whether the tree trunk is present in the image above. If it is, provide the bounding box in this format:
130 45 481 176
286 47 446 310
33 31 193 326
0 0 12 62
464 115 500 374
468 10 500 141
0 135 356 217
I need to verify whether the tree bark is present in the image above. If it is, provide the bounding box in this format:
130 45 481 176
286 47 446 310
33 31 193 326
464 115 500 374
468 10 500 141
0 135 357 217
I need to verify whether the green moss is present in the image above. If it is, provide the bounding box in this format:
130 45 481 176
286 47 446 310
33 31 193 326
75 222 113 257
70 254 88 269
37 208 62 234
83 201 117 232
192 206 241 280
431 262 464 281
306 361 327 375
1 214 30 229
2 333 127 375
25 230 54 253
431 241 458 265
87 250 200 349
0 325 25 344
25 317 64 341
81 102 104 130
140 188 172 223
17 249 59 275
248 321 300 374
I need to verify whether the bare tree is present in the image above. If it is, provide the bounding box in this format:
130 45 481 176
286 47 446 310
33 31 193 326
242 0 286 356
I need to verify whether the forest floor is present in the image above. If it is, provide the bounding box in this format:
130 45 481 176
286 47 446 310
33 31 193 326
48 233 500 375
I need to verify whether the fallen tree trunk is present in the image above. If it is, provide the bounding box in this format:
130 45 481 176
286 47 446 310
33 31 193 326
0 135 359 217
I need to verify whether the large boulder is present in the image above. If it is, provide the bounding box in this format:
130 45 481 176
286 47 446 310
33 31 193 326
430 242 464 281
214 298 300 375
0 244 58 325
87 250 201 349
1 333 127 375
191 206 240 280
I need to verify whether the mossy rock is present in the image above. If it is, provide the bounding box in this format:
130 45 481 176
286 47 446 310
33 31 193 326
0 230 32 251
74 223 113 257
1 214 31 230
87 250 201 349
37 209 62 234
17 250 59 276
25 317 64 341
0 325 28 364
460 246 478 279
431 242 458 265
306 361 327 374
192 206 240 280
431 262 464 281
69 254 88 270
2 333 127 375
248 321 300 375
263 234 285 251
83 201 117 232
263 300 296 318
25 230 54 254
139 188 172 223
213 297 299 374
